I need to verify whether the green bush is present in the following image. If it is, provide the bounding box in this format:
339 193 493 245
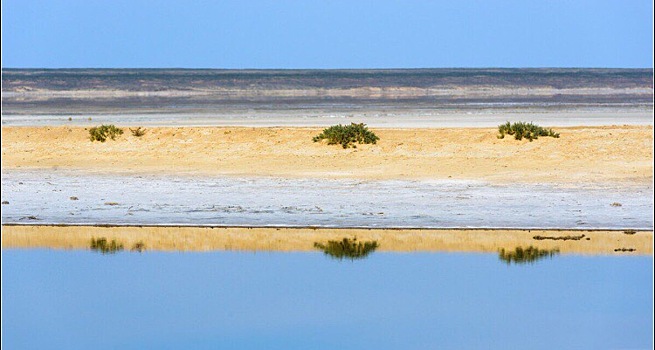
313 123 380 149
497 121 559 141
314 237 379 260
89 125 124 142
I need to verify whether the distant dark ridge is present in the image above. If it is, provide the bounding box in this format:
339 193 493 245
3 68 652 91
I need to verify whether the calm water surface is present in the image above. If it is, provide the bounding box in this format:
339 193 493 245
2 249 652 349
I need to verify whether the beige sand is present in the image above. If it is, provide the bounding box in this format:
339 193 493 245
2 225 651 255
1 125 652 184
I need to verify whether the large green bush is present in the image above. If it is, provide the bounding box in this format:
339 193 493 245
497 121 559 141
312 123 380 149
89 124 124 142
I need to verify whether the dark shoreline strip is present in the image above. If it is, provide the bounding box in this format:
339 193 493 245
1 223 652 232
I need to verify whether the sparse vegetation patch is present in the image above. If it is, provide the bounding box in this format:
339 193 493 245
497 121 559 141
89 124 124 142
130 127 146 137
313 123 379 149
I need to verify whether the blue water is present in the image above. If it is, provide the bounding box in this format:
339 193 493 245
2 249 652 349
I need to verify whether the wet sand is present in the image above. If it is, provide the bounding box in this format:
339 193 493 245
1 125 652 184
2 225 652 255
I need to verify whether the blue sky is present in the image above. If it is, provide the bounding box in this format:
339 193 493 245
1 0 653 68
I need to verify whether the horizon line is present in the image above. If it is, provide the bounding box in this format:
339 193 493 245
2 66 653 71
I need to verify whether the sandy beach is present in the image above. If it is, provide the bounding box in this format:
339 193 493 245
2 225 652 255
1 125 652 184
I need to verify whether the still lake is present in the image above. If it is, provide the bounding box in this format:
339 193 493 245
2 248 652 349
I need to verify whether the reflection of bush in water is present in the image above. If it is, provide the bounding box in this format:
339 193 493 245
314 237 379 260
90 237 124 254
499 246 559 265
131 241 146 252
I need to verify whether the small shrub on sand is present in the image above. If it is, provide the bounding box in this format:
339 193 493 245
89 125 124 142
497 121 559 141
130 127 147 137
313 123 379 149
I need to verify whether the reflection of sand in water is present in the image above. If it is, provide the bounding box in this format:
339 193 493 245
2 225 652 255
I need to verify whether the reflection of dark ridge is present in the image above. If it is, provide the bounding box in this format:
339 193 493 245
314 237 379 260
499 246 560 265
